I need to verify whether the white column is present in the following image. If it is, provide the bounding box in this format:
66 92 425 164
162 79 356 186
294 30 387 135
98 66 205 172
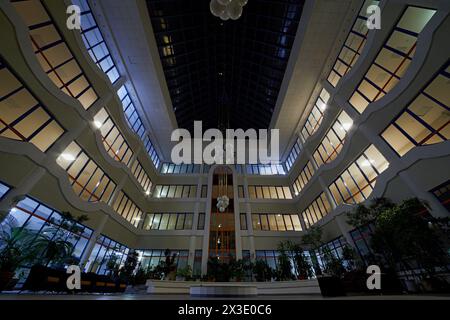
334 214 356 249
0 167 46 221
80 213 109 269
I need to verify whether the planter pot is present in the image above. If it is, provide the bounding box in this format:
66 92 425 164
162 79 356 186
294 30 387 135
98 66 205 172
317 276 346 297
0 271 15 292
404 279 419 293
420 277 450 293
166 271 177 281
342 271 367 294
22 265 66 292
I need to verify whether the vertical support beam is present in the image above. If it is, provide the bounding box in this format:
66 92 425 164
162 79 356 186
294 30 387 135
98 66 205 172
80 213 109 269
0 167 46 222
334 214 356 249
233 169 243 261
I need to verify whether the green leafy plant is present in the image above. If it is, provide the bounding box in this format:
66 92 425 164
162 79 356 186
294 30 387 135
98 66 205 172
321 247 346 278
157 249 178 280
206 256 233 282
119 250 139 283
176 265 192 280
252 260 272 282
31 227 76 268
288 242 313 279
347 197 450 281
301 226 324 276
0 217 36 272
371 198 449 277
276 241 294 280
229 259 245 281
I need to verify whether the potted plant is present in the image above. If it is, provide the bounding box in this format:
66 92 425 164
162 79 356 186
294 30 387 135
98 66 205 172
301 226 324 277
176 265 192 281
156 249 178 281
120 250 139 285
252 260 272 282
276 241 294 281
288 242 312 280
230 259 245 282
347 197 449 294
0 217 36 291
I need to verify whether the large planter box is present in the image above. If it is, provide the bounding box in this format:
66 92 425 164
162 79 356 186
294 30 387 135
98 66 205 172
22 265 127 293
317 276 346 297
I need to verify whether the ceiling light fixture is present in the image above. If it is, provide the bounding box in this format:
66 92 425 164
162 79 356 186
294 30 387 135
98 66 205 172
342 123 352 131
60 153 76 161
94 121 103 129
210 0 248 21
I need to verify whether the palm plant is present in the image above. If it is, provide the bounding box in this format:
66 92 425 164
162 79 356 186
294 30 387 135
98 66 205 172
0 216 37 272
31 227 75 268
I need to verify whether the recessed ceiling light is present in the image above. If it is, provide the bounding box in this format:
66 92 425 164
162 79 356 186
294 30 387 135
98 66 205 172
342 123 352 131
94 121 103 129
61 153 76 161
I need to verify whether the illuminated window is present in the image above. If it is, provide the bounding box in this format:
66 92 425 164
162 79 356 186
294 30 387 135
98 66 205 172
117 85 146 138
112 191 144 227
143 135 161 169
247 186 292 200
301 193 332 229
85 235 129 275
197 213 205 230
252 214 302 231
300 88 330 142
349 6 436 113
284 137 302 172
4 196 93 276
245 164 286 175
94 108 133 166
130 160 153 194
327 0 380 87
137 249 189 272
292 161 315 195
0 59 64 152
0 181 10 200
12 0 98 109
430 180 450 213
153 185 197 198
57 141 116 203
381 62 450 156
328 145 389 206
312 111 354 167
160 163 201 174
238 186 245 198
74 0 120 83
142 213 193 230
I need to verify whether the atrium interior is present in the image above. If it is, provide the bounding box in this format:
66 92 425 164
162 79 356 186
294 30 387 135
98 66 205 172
0 0 449 300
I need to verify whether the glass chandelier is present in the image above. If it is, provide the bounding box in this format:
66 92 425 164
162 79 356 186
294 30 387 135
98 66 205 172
210 0 248 21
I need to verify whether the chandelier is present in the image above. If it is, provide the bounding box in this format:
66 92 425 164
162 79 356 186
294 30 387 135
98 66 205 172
210 0 248 21
216 195 230 213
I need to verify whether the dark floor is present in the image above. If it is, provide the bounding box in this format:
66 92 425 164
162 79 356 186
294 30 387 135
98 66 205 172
1 293 450 300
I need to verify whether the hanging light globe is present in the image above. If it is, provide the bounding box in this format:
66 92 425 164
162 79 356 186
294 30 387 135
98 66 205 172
227 1 243 20
219 10 230 21
210 0 226 17
217 0 233 6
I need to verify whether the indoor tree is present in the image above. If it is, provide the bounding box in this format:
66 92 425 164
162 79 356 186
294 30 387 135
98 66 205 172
301 226 324 276
275 241 294 280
